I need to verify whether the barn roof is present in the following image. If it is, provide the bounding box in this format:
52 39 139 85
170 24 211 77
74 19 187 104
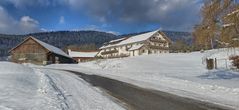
10 36 70 58
31 37 70 58
68 50 98 58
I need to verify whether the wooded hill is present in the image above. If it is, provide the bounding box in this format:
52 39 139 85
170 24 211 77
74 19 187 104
0 30 192 58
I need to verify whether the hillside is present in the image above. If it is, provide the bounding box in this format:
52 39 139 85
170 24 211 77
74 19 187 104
0 30 192 58
163 31 192 44
0 31 118 57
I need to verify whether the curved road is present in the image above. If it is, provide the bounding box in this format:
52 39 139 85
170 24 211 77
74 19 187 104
67 70 233 110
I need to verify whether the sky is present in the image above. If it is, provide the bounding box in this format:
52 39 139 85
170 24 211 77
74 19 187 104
0 0 203 35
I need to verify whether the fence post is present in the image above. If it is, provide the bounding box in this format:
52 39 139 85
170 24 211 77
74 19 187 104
225 59 228 69
206 58 214 70
215 58 217 69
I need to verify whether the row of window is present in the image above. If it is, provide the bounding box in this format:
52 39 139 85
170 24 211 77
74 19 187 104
104 43 143 52
151 42 167 47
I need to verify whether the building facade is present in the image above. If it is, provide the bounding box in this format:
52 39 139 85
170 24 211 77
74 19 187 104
9 36 74 65
68 49 98 63
97 30 172 58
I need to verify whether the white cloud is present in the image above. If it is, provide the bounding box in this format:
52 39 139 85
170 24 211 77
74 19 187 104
6 0 57 8
65 0 202 31
1 0 203 32
0 6 42 34
59 16 65 24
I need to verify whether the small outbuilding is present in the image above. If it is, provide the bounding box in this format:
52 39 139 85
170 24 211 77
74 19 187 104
9 36 74 65
68 49 98 63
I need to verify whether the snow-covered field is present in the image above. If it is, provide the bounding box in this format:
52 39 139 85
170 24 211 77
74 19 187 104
48 49 239 110
1 48 239 109
0 62 124 110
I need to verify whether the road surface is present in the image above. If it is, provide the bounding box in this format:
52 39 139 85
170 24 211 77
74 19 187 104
67 70 233 110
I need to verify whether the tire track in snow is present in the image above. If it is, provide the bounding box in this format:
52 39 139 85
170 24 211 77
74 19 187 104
44 73 70 110
36 69 70 110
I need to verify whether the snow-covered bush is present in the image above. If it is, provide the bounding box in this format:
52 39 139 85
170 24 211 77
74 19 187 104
229 56 239 69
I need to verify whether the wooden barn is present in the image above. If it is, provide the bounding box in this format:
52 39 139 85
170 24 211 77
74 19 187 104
9 36 74 65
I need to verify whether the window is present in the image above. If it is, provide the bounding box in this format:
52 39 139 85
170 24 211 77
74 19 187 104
149 50 152 54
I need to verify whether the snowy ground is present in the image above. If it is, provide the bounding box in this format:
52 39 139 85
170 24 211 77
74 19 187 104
47 49 239 110
1 48 239 109
0 62 125 110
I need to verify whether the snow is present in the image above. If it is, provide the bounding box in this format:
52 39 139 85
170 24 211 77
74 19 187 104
109 37 128 43
32 37 70 58
0 62 125 110
2 48 239 109
47 50 239 109
223 23 235 28
227 9 239 16
128 44 144 51
100 29 162 49
68 50 98 58
118 30 159 45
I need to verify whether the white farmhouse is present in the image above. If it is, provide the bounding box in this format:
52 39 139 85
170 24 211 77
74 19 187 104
97 30 172 58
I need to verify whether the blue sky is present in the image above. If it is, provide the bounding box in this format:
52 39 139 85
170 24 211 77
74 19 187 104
0 0 203 35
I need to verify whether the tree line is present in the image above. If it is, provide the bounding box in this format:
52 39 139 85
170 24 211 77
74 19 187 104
0 31 117 57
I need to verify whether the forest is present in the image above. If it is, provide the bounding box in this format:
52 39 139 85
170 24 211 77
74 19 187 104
0 30 192 60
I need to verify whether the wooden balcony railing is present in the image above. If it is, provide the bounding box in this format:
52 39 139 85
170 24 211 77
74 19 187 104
101 50 118 55
148 45 169 50
150 39 168 43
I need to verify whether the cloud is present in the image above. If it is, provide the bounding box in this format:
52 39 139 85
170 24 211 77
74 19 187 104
0 6 42 34
66 0 202 31
59 16 65 24
1 0 203 32
5 0 62 8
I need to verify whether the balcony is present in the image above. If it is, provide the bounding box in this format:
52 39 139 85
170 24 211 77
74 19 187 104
150 38 167 43
148 45 169 50
101 50 119 55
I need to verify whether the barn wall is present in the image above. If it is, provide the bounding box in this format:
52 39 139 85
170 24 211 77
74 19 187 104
10 39 48 64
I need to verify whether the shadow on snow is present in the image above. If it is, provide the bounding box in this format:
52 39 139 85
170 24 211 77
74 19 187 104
198 70 239 80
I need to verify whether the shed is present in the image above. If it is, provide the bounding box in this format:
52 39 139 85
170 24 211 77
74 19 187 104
9 36 74 65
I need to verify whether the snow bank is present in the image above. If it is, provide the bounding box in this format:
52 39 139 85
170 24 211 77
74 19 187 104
0 62 69 109
0 62 125 110
0 62 39 109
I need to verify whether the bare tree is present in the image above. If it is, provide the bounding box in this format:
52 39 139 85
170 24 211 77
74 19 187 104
193 0 234 49
221 2 239 47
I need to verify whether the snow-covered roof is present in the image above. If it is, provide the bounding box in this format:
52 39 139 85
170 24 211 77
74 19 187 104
100 29 162 49
128 44 144 51
227 9 239 16
31 37 71 58
109 37 128 43
68 50 98 58
223 23 235 28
